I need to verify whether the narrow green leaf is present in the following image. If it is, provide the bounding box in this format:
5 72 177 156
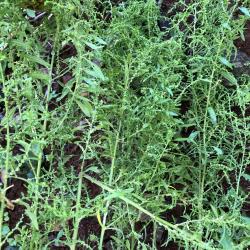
26 209 39 230
25 55 50 68
208 107 217 125
17 140 30 154
85 60 105 81
212 146 223 155
84 42 101 50
166 111 178 117
85 166 101 174
220 229 233 250
125 240 130 249
246 93 250 103
221 71 237 85
242 173 250 181
75 99 93 117
166 87 173 97
210 205 218 217
222 23 231 30
240 29 245 41
188 131 199 141
30 71 50 82
175 137 188 142
239 7 250 17
94 36 107 45
219 57 233 69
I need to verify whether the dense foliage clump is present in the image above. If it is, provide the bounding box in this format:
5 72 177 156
0 0 249 249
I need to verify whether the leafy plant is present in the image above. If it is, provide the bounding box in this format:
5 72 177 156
0 0 249 249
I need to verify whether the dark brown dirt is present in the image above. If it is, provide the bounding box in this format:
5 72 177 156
235 21 250 56
160 0 176 13
6 178 28 229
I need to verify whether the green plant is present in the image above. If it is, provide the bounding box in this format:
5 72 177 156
0 0 249 249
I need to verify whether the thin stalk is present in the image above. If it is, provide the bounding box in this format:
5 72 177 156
66 44 98 250
70 122 93 250
34 18 60 224
84 174 214 250
0 64 10 248
99 59 129 249
99 122 121 249
197 2 238 239
233 109 247 210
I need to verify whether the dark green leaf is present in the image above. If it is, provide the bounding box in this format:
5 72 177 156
25 55 50 68
75 99 93 117
221 71 237 85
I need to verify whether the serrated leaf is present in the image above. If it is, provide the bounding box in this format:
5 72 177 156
239 7 250 17
30 142 42 157
212 146 223 155
221 71 237 85
219 57 233 69
208 107 217 125
26 9 36 18
125 240 130 249
75 99 93 117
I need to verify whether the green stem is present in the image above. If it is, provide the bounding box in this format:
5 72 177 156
99 122 121 249
0 63 11 248
99 59 129 249
84 174 213 250
34 17 60 226
70 124 93 250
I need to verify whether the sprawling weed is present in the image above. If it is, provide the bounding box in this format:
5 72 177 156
0 0 249 249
